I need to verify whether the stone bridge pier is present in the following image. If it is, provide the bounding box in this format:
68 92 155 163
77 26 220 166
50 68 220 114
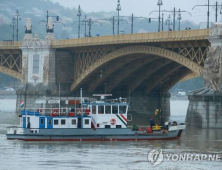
186 23 222 128
16 18 74 112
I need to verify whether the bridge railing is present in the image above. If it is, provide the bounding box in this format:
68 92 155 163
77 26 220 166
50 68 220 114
0 41 22 49
0 29 210 49
51 29 210 47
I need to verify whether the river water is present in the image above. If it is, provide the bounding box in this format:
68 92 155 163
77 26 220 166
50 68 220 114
0 99 222 170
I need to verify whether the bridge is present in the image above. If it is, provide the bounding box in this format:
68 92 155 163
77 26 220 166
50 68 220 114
0 29 209 93
0 23 211 121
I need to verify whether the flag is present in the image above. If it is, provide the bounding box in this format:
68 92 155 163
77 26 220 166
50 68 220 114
20 100 24 108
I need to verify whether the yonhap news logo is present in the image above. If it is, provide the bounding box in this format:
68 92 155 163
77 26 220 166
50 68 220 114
147 149 164 166
147 149 221 166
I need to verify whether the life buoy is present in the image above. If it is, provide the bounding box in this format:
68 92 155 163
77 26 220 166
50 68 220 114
77 108 82 115
50 112 58 117
110 118 116 125
52 108 59 113
51 108 59 117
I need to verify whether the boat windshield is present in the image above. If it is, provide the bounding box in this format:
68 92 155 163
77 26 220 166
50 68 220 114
91 104 128 114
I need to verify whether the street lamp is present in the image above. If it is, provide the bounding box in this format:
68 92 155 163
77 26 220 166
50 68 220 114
177 9 182 30
192 0 210 28
83 15 87 37
87 18 102 37
11 17 16 41
116 0 121 35
162 13 164 31
150 9 191 31
166 14 172 31
38 10 62 34
77 5 81 38
157 0 163 32
14 9 21 41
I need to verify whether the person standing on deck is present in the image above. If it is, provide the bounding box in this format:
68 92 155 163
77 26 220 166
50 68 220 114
150 116 154 128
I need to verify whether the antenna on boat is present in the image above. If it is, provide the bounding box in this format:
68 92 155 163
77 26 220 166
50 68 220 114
59 82 60 116
80 88 82 110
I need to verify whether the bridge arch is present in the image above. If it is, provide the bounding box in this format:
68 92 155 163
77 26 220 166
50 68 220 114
70 45 202 92
0 66 21 80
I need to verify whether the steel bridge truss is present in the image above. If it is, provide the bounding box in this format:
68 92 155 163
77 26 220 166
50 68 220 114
0 49 22 79
72 41 209 84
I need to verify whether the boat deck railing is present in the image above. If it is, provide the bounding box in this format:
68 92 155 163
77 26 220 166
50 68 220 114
21 107 88 116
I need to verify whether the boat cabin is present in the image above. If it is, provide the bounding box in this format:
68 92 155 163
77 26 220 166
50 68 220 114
20 95 129 130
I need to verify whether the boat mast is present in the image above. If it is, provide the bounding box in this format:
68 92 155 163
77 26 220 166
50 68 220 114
80 88 82 111
59 82 60 116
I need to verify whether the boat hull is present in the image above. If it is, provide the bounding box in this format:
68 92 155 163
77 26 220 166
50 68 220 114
6 126 185 141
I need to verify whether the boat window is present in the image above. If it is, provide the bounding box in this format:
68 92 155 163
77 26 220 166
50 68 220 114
92 106 96 114
105 125 110 128
48 119 52 125
61 119 66 125
40 118 44 125
119 106 127 114
85 119 89 125
105 105 111 114
112 105 118 114
116 125 122 128
71 119 76 125
98 105 104 114
54 119 59 125
27 117 30 123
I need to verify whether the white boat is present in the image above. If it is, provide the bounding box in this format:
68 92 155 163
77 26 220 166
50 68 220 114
6 94 186 141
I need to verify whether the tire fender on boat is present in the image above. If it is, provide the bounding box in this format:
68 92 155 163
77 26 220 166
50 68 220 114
110 118 116 125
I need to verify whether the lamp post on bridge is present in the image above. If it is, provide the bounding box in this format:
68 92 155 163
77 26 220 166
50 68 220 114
211 1 222 22
11 17 16 41
116 0 121 35
38 11 62 34
83 15 87 37
77 5 82 38
177 9 182 31
166 14 172 31
14 9 21 41
192 0 222 28
87 18 102 37
157 0 163 32
75 17 102 37
162 13 164 31
98 17 127 35
117 14 148 34
150 9 191 31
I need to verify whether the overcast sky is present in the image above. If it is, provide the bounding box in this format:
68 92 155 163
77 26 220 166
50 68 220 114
50 0 222 25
